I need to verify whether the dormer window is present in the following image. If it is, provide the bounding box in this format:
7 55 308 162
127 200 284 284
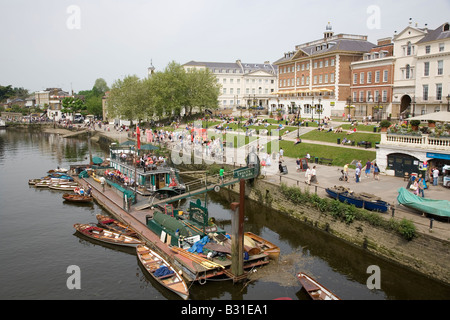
443 23 449 32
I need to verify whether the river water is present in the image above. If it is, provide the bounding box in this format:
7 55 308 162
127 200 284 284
0 128 449 300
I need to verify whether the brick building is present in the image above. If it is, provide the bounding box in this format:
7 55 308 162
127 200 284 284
271 23 375 120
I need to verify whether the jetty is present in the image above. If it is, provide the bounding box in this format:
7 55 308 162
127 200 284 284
72 163 271 283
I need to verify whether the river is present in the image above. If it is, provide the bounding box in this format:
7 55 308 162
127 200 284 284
0 128 449 300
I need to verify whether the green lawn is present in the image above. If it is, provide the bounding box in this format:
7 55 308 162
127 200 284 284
300 130 381 145
264 140 376 168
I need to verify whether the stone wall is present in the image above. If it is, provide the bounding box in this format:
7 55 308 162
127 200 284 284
230 178 450 285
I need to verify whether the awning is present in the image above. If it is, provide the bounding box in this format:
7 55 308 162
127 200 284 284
407 111 450 122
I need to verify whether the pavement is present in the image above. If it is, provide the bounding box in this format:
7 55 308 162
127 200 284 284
71 121 450 242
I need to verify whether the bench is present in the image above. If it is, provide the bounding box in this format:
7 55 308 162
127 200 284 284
319 158 333 165
357 141 372 149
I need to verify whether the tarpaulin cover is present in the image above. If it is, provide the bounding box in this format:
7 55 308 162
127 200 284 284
397 187 450 218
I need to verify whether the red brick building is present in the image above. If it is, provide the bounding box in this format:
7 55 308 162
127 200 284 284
350 38 395 121
271 23 375 120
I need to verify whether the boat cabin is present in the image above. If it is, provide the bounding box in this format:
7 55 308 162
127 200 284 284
109 143 185 195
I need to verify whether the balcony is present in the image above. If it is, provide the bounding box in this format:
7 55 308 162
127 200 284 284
381 132 450 151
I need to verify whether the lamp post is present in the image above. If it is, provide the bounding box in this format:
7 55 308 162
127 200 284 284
317 97 322 123
311 95 315 122
346 96 352 121
297 105 302 138
447 94 450 112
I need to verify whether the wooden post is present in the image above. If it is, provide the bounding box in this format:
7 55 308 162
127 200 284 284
230 179 245 277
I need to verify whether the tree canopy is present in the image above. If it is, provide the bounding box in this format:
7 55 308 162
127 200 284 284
106 61 220 124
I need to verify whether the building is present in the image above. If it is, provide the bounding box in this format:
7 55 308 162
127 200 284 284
415 22 450 114
35 88 71 121
376 21 450 178
350 37 395 121
271 22 375 120
391 20 428 118
182 60 278 111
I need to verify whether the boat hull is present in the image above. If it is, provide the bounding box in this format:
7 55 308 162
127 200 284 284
296 272 340 300
74 223 143 248
244 232 280 260
137 245 189 300
63 193 93 203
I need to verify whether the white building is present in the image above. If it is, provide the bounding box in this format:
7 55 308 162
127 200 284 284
392 20 428 117
182 60 278 111
415 22 450 114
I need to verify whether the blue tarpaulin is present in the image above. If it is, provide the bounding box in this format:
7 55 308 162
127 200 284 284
187 236 210 253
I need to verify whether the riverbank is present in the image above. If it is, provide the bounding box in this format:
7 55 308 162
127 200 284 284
42 124 450 285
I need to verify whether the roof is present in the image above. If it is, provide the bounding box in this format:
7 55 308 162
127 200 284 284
183 60 277 74
417 23 450 44
274 36 375 64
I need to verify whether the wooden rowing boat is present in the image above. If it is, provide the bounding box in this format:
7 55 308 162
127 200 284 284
63 193 93 203
244 232 280 260
96 214 138 237
296 272 341 300
74 223 144 248
49 183 79 191
137 245 189 300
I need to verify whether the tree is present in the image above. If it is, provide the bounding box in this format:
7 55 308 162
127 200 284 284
107 75 149 125
61 97 85 115
184 67 220 116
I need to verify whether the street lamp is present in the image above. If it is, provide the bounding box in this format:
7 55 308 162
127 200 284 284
346 96 352 121
311 95 315 122
447 94 450 112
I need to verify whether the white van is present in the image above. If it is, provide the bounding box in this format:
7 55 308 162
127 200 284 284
443 165 450 188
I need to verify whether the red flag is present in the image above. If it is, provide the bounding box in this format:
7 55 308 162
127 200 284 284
136 125 141 150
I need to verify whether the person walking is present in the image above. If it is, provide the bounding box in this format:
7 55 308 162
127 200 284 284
355 166 361 183
311 166 318 184
343 163 349 182
432 167 439 186
219 166 225 184
305 167 312 185
417 174 425 197
373 162 380 180
365 159 372 178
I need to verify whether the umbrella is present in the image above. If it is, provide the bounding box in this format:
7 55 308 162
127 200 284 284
407 111 450 122
120 140 136 146
92 157 103 165
140 144 159 151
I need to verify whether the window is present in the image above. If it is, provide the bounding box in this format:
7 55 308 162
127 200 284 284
359 91 364 102
352 92 357 102
223 88 227 94
383 70 388 82
330 59 335 66
330 73 335 83
423 85 428 101
301 75 305 85
438 60 443 75
374 90 379 102
319 75 322 84
306 76 310 85
324 74 328 83
407 42 412 56
313 76 317 84
325 60 329 67
353 73 358 84
360 72 364 84
237 88 240 94
425 45 431 54
375 71 380 83
436 83 442 100
367 72 372 83
439 43 445 52
223 79 227 84
230 88 234 94
314 62 317 69
319 61 323 68
367 91 372 102
382 90 387 102
424 62 430 76
296 78 300 86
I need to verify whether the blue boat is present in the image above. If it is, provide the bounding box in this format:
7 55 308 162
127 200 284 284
326 186 390 213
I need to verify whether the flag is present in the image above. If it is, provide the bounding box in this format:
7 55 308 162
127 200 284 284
136 125 141 150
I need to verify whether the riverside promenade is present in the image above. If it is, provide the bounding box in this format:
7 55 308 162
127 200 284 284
49 122 450 242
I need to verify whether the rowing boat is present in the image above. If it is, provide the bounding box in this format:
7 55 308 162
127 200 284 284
96 214 138 237
49 183 79 191
74 223 144 248
63 193 93 203
244 232 280 260
296 272 341 300
137 245 189 300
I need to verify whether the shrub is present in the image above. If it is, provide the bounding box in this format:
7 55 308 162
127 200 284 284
398 218 417 241
379 120 391 128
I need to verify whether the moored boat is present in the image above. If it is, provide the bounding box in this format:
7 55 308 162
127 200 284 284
49 183 79 191
244 232 280 260
137 244 189 300
74 223 144 247
63 193 93 203
325 186 389 213
296 272 341 300
96 214 138 237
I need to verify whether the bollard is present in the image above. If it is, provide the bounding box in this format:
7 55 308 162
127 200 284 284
429 218 434 232
391 206 395 217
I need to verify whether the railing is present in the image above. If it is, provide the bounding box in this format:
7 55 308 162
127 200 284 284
381 133 450 150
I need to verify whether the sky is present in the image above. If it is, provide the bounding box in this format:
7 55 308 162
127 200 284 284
0 0 449 94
